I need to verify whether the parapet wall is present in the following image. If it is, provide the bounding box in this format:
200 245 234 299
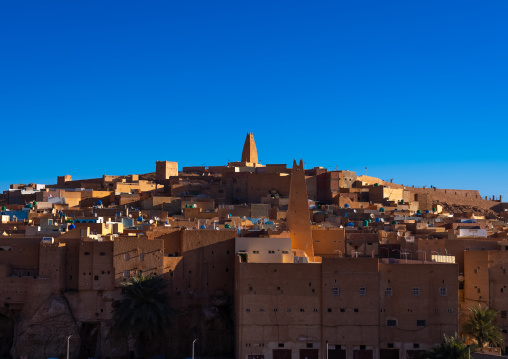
357 175 501 212
408 188 499 211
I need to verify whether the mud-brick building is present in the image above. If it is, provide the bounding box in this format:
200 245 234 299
235 255 458 359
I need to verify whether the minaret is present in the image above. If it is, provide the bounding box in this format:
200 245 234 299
287 159 314 259
241 132 258 164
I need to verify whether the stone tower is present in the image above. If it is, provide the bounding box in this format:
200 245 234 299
241 132 258 164
287 159 314 259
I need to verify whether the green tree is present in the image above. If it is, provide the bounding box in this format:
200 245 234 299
113 273 171 358
422 333 471 359
462 305 504 348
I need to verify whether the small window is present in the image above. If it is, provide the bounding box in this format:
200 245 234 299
300 308 305 312
416 320 426 327
282 250 289 254
385 287 393 296
94 275 99 281
387 343 394 349
413 287 420 296
306 343 313 348
474 269 478 274
246 309 250 312
414 344 420 349
268 250 275 254
439 287 447 296
332 287 340 296
140 253 144 261
359 287 367 296
124 253 130 260
360 345 366 350
124 270 130 278
387 320 397 327
354 308 359 312
84 252 90 256
99 252 105 256
253 250 259 254
501 311 507 319
340 308 345 312
278 343 284 348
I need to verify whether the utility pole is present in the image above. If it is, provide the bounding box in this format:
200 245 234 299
67 335 72 359
192 338 198 359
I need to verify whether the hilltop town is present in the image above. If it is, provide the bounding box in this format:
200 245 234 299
0 133 507 359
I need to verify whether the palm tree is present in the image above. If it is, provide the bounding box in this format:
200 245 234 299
113 273 171 358
462 304 504 348
422 333 471 359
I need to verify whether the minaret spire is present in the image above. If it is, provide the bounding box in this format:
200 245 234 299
287 159 314 259
241 132 258 164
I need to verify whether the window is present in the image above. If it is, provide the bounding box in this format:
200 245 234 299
501 311 507 319
354 308 359 312
99 252 105 256
340 308 345 312
278 343 284 348
474 269 478 274
140 253 144 261
84 252 90 256
359 287 367 296
385 287 393 296
124 253 130 260
282 250 289 254
387 320 397 327
94 275 99 281
417 320 426 327
332 287 340 296
268 250 275 254
387 343 394 349
300 308 305 312
328 308 332 313
306 343 313 348
124 270 130 278
253 250 259 254
439 287 447 296
413 287 420 296
246 309 250 312
414 344 420 349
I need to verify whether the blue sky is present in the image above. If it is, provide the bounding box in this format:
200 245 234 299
1 1 507 199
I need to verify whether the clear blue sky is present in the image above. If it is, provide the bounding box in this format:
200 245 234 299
1 1 507 200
